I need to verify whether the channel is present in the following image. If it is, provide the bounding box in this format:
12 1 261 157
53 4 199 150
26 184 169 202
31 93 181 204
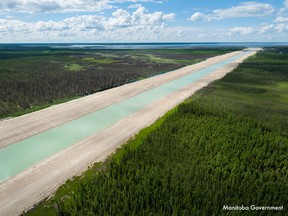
0 51 251 183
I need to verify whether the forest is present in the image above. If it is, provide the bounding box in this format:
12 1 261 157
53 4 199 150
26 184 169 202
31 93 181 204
26 47 288 216
0 46 237 118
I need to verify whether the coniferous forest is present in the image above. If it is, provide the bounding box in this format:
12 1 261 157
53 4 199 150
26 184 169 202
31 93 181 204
0 46 236 118
26 47 288 216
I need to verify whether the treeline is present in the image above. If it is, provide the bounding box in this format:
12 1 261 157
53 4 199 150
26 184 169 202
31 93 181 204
0 48 236 118
26 47 288 215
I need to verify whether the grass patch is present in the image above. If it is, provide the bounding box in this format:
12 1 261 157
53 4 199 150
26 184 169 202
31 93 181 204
132 54 199 64
82 58 119 64
64 63 85 71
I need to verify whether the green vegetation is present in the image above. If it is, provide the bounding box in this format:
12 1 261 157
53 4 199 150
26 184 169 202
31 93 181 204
133 54 200 64
82 58 118 64
64 64 85 71
26 48 288 216
0 46 238 119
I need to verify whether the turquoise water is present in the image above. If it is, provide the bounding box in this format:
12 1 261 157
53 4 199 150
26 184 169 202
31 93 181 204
0 51 251 183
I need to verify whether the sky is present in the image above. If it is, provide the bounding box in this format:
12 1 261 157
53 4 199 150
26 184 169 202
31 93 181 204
0 0 287 43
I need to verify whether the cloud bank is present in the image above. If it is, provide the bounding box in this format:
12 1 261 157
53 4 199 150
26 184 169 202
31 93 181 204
0 0 162 14
189 2 274 22
0 7 176 42
0 0 287 42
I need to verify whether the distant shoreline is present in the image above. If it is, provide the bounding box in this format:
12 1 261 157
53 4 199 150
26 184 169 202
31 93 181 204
0 42 287 49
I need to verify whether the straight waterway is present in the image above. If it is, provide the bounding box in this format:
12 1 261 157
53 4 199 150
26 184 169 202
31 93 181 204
0 51 251 183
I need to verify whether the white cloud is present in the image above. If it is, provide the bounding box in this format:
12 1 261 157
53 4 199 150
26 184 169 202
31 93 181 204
189 2 274 22
274 16 288 23
259 24 275 34
277 0 288 16
128 4 142 9
113 0 160 3
195 22 288 41
0 0 163 14
274 23 288 32
107 7 175 27
278 8 287 15
229 24 288 36
229 27 255 36
0 7 177 42
112 0 164 4
188 12 205 21
0 0 113 13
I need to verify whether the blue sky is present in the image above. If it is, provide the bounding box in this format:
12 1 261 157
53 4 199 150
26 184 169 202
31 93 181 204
0 0 287 42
